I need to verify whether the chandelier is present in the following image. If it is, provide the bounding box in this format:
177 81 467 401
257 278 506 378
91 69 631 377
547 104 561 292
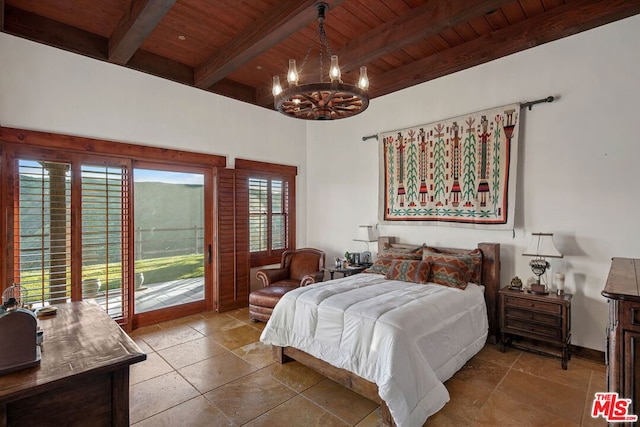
272 2 369 120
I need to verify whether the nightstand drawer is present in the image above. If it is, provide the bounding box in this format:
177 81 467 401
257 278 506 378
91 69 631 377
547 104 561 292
504 296 561 315
505 307 562 327
504 318 562 340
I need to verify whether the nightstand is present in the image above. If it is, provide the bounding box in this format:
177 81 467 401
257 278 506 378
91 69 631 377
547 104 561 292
324 265 369 280
499 287 572 369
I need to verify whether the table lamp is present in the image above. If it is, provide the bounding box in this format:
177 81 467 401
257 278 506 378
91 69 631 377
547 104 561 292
522 233 563 295
354 225 377 264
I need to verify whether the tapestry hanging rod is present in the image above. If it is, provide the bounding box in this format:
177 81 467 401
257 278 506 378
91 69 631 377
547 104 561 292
361 95 556 141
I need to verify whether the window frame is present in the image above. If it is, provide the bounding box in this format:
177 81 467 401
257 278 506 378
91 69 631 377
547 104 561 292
235 159 297 267
0 126 225 330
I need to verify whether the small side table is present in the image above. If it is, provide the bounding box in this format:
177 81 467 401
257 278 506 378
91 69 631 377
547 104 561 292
324 265 369 280
499 287 572 369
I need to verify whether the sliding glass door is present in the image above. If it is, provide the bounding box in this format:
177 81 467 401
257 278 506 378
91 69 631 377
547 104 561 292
132 163 211 323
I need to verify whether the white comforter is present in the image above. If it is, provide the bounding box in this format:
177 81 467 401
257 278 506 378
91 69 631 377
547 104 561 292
260 273 488 427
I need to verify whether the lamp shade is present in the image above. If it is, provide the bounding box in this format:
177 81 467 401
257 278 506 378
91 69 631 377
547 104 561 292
522 233 563 258
354 225 377 242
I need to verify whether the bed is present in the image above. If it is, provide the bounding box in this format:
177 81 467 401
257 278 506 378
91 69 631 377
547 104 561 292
260 240 500 426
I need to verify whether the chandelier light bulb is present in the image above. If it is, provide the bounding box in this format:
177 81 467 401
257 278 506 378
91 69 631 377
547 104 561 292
272 75 282 96
329 55 341 82
358 66 369 90
287 59 299 85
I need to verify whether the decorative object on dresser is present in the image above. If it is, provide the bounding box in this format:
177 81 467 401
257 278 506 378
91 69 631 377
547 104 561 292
602 257 640 416
499 287 572 369
509 276 523 291
522 232 563 295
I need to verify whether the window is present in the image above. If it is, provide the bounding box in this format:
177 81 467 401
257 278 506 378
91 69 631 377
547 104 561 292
11 158 130 322
249 176 288 253
236 159 296 267
1 127 225 330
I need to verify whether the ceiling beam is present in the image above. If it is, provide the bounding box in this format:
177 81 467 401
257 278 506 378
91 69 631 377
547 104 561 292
370 0 640 99
194 0 345 89
337 0 513 72
127 49 194 86
209 79 257 106
3 6 108 59
254 0 511 109
109 0 175 65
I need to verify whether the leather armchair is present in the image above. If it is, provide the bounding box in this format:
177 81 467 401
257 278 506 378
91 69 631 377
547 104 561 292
250 248 325 322
256 248 325 288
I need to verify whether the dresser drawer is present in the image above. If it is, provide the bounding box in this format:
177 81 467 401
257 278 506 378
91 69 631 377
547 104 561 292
504 295 561 315
504 317 562 340
505 307 562 327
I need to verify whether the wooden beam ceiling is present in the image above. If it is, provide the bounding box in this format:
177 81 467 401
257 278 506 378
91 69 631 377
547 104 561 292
2 0 640 113
194 0 345 89
109 0 176 65
337 0 514 72
3 5 108 59
370 0 640 99
254 0 514 108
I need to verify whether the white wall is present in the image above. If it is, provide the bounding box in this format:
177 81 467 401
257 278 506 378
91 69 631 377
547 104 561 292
3 15 640 351
0 33 308 245
306 15 640 351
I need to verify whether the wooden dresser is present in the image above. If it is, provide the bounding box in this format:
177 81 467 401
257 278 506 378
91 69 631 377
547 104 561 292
603 257 640 415
0 301 146 426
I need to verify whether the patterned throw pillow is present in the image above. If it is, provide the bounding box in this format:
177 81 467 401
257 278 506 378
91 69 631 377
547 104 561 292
385 259 431 284
423 247 483 284
422 252 476 290
362 258 394 275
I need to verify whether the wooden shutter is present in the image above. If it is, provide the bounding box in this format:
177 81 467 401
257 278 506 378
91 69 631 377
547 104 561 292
13 159 72 306
214 168 249 312
80 163 130 324
235 159 296 267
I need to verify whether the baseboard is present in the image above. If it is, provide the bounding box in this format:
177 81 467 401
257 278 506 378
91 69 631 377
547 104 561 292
571 344 605 364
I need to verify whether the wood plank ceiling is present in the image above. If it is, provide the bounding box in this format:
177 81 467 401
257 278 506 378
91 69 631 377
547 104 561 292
2 0 640 113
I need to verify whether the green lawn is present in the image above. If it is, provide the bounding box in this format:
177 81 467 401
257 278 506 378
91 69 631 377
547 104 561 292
19 253 204 303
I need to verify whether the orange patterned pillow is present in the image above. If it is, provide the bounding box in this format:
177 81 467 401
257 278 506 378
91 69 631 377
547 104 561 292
423 247 483 284
385 260 431 284
362 258 394 275
422 252 476 289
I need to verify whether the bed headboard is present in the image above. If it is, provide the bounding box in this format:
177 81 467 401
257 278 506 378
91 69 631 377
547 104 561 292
377 237 501 344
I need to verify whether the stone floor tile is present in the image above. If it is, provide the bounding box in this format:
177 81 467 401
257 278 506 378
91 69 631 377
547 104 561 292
130 371 200 424
204 369 297 425
178 351 257 393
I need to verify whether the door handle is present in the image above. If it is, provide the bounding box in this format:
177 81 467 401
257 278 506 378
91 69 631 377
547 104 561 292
207 244 212 264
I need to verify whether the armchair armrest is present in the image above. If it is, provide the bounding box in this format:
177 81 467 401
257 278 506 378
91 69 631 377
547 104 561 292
300 270 325 287
256 267 289 287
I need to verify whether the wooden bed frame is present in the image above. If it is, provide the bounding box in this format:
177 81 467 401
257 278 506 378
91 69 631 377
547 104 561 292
271 240 500 426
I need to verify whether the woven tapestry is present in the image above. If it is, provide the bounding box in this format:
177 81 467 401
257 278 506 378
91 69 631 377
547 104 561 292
379 103 520 229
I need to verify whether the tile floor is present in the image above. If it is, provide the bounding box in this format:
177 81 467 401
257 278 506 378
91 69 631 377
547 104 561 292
128 308 607 426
